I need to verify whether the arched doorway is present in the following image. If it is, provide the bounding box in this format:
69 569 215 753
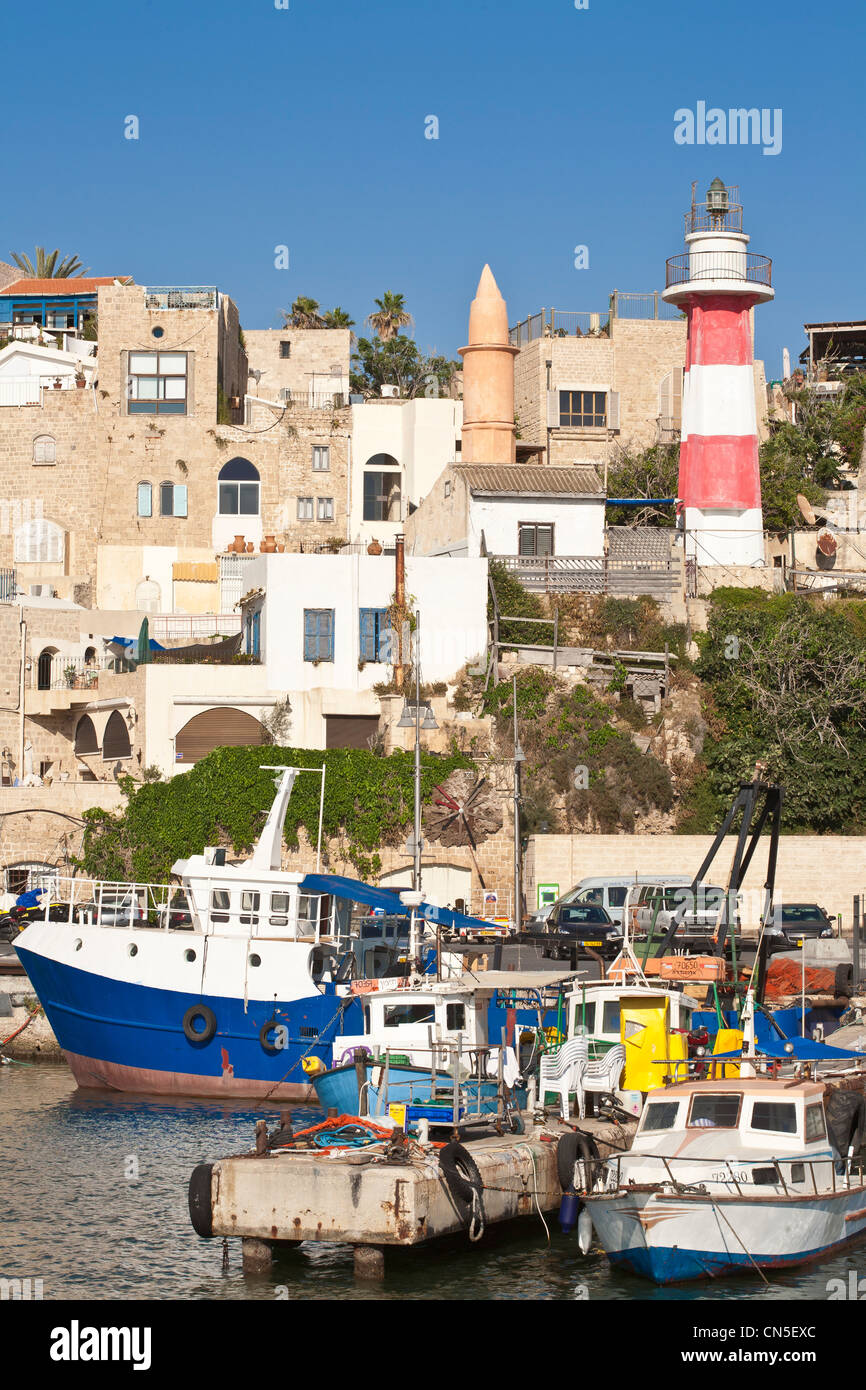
37 647 57 690
363 454 401 522
175 707 265 765
102 710 132 761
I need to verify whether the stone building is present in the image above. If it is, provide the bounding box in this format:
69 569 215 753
511 294 768 473
0 283 354 615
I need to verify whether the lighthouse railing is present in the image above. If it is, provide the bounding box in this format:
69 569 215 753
665 252 772 289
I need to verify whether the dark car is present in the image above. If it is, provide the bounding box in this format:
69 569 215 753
542 903 623 961
772 903 836 948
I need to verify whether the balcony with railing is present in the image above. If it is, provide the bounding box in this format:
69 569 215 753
143 286 219 311
665 251 772 290
509 293 682 345
0 374 92 407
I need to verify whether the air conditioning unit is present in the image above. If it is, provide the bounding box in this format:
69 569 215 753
29 584 50 597
279 388 291 402
381 384 400 399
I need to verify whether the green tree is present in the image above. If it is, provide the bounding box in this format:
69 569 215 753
366 291 413 342
350 334 459 400
11 246 87 278
322 306 355 328
605 443 680 526
758 424 824 531
281 296 324 329
696 591 866 830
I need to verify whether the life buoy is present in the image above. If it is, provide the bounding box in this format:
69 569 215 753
557 1130 601 1193
182 1004 217 1045
259 1017 284 1054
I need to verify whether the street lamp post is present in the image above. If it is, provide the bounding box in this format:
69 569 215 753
396 611 438 896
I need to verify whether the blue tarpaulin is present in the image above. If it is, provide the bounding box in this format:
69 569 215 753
713 1038 866 1061
110 635 166 652
299 873 496 935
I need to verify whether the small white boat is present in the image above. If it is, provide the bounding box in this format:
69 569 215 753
583 1067 866 1282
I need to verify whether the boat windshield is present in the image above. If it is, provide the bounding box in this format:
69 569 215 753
688 1093 742 1128
383 1003 436 1028
642 1101 681 1131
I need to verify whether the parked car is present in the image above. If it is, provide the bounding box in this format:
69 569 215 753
542 903 623 961
0 900 72 940
527 875 673 931
771 903 836 947
74 893 146 927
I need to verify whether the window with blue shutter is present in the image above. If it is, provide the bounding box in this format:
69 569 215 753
304 609 334 662
137 481 152 517
359 608 388 662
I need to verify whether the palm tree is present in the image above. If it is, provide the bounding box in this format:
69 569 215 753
11 246 88 278
366 291 413 342
281 296 324 329
322 307 355 328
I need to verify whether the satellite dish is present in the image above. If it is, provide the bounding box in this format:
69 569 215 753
797 494 816 526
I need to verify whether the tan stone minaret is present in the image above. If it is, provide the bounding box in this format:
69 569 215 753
459 264 519 464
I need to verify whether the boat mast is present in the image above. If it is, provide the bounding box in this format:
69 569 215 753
251 765 325 873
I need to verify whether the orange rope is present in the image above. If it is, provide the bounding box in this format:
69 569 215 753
1 1005 41 1050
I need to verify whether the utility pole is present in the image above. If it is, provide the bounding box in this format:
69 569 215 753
512 673 524 932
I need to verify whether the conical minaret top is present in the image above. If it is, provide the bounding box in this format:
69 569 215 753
459 264 518 464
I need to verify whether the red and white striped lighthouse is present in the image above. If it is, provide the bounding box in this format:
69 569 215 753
662 180 773 567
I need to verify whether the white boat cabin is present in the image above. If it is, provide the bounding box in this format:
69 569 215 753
566 981 700 1049
341 981 489 1066
617 1077 836 1191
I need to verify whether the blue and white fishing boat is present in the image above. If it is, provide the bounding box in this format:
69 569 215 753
13 765 499 1100
581 994 866 1282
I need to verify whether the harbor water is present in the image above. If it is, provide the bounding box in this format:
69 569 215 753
0 1063 856 1302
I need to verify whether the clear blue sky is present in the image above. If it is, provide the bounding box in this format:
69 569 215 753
5 0 864 379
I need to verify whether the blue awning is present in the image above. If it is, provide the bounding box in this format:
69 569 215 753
300 873 495 935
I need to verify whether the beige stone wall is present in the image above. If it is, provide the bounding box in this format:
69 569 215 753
404 465 469 555
525 833 866 927
0 783 125 878
514 317 768 469
244 328 351 401
0 290 353 613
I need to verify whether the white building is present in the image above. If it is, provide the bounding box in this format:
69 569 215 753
349 397 462 546
0 341 96 407
404 463 606 559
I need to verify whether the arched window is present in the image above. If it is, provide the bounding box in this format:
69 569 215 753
74 715 98 754
84 647 97 664
137 482 153 517
363 454 401 522
37 647 57 690
33 434 56 464
102 710 132 761
14 518 65 565
218 458 260 516
175 707 265 764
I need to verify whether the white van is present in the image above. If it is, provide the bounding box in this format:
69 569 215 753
536 875 676 930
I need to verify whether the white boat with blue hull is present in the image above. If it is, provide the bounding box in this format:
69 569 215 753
583 1066 866 1283
13 765 499 1099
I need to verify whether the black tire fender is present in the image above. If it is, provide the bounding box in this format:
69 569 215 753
557 1130 601 1193
188 1163 215 1237
259 1017 284 1054
439 1141 483 1213
182 1004 217 1045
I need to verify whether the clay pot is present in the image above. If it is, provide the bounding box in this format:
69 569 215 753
245 541 255 553
367 538 383 556
276 543 285 553
261 535 276 553
232 535 245 553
